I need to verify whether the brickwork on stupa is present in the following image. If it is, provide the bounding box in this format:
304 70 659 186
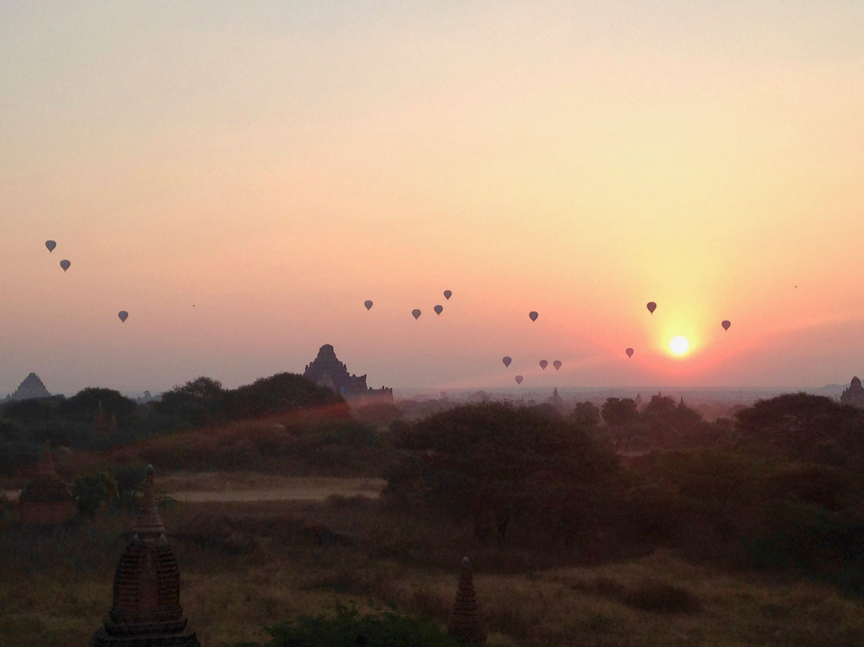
90 465 200 647
447 557 487 645
19 442 76 526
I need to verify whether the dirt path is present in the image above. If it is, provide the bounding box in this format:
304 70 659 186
170 487 380 502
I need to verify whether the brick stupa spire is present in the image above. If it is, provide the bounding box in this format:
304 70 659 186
90 465 200 647
447 557 487 645
19 442 76 525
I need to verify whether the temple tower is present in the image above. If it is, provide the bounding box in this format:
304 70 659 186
840 376 864 408
19 442 76 526
447 557 487 645
90 465 200 647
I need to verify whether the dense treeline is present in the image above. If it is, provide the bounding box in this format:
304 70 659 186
5 380 864 596
0 373 346 475
386 395 864 594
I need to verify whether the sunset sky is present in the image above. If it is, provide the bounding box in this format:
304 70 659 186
2 2 863 395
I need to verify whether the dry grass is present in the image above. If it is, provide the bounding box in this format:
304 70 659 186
2 500 864 647
157 472 386 494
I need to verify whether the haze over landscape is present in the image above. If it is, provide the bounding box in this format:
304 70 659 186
6 5 864 647
2 1 863 395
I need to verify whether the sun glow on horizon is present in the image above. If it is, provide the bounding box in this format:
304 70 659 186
669 336 690 356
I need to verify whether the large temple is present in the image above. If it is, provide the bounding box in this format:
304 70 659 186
303 344 393 404
90 465 200 647
5 372 52 401
840 376 864 408
19 442 76 526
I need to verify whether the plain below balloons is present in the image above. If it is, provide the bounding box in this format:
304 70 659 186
412 309 421 320
722 320 731 331
45 240 56 253
502 356 512 367
539 360 548 370
118 311 129 323
647 302 657 314
553 360 562 371
529 311 538 322
364 300 373 310
626 348 634 358
60 260 71 272
434 305 443 315
515 375 523 385
444 290 452 300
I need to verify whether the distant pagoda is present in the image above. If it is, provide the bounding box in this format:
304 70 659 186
546 388 566 413
90 466 200 647
19 442 76 526
7 372 51 401
303 344 393 403
840 376 864 409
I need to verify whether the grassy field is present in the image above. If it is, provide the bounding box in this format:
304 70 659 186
3 493 864 647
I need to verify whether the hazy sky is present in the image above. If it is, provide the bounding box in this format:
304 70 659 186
2 1 863 395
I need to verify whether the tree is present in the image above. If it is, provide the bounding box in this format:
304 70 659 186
61 388 138 426
224 372 345 420
602 398 639 427
735 393 864 460
155 377 225 426
571 401 601 428
72 471 118 517
386 402 619 546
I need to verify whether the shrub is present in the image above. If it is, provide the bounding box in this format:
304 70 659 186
71 472 118 517
234 603 465 647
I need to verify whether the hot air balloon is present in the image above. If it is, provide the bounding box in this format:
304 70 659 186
118 311 128 323
647 302 656 314
539 360 548 370
45 240 56 253
60 260 71 272
364 300 373 310
515 375 523 385
626 348 634 358
412 309 421 320
444 290 452 300
553 360 562 371
722 320 731 331
434 305 443 315
529 311 538 322
502 356 512 367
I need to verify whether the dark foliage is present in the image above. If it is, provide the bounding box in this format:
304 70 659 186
235 603 465 647
60 388 138 426
735 393 864 465
571 401 601 428
386 402 620 546
601 398 639 426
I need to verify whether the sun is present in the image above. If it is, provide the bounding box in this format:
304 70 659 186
669 336 690 355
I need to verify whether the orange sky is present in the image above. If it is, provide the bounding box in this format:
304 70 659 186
1 2 863 395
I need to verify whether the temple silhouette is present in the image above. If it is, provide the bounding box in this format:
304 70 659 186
840 376 864 408
303 344 393 404
5 372 52 401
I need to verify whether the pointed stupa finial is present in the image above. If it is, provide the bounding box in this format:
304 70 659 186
134 464 165 536
448 556 487 645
